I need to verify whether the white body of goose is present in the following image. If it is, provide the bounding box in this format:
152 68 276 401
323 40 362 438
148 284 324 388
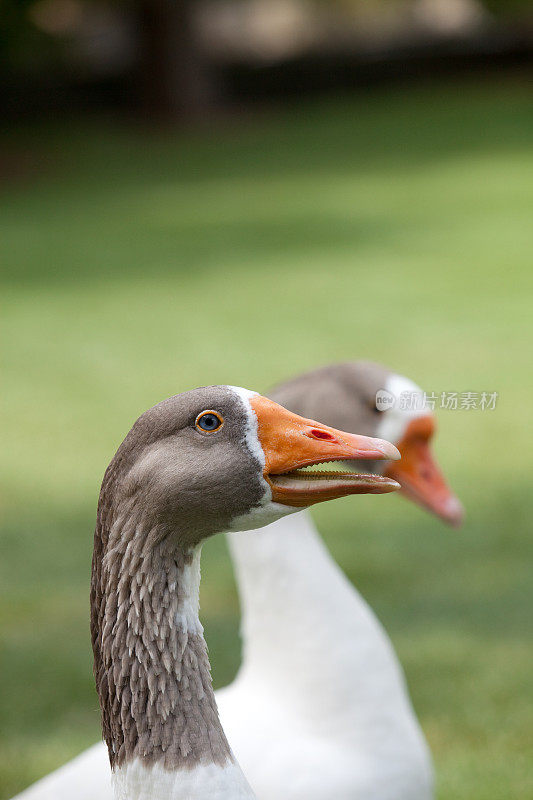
13 384 400 800
220 511 429 800
215 365 462 800
12 365 461 800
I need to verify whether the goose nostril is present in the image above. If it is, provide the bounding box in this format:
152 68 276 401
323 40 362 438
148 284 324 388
307 428 336 442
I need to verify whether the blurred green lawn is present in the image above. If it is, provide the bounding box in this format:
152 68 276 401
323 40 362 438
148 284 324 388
1 79 532 799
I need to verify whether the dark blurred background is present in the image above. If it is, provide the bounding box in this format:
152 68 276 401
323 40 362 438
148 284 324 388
1 3 532 800
2 0 532 119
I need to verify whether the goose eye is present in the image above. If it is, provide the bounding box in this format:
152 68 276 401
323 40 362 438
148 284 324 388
195 410 224 433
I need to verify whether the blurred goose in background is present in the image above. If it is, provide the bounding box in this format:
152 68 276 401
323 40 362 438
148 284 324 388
216 362 462 800
13 384 399 800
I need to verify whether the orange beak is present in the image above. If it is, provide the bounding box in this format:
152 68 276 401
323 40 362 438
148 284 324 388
250 395 401 507
383 416 463 527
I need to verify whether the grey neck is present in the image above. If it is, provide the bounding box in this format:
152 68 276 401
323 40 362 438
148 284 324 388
91 498 233 772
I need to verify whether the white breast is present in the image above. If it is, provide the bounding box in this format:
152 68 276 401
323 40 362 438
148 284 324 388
216 510 433 800
112 759 254 800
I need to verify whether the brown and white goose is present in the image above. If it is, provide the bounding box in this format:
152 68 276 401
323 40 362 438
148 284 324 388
17 385 399 800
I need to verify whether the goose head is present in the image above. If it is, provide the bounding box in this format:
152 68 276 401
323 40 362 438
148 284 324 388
92 385 401 780
100 384 401 549
270 364 463 526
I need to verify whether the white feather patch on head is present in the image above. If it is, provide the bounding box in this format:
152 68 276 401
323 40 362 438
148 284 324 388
375 373 432 446
227 386 265 470
227 386 301 531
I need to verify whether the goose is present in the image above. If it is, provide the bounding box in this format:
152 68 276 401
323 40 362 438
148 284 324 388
216 363 463 800
11 365 461 800
13 384 400 800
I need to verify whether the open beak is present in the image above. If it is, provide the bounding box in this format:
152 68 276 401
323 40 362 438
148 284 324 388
383 416 463 527
250 395 401 507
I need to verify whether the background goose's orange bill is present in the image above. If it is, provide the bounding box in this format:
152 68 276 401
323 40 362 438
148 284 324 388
384 416 464 527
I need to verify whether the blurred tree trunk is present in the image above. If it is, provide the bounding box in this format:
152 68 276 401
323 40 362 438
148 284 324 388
138 0 216 120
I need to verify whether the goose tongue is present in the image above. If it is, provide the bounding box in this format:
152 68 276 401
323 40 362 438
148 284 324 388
250 394 401 507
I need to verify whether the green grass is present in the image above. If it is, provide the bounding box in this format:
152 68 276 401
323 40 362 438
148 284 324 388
1 78 532 798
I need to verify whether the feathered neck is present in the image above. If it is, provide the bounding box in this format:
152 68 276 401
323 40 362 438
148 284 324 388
227 511 410 721
90 491 232 775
